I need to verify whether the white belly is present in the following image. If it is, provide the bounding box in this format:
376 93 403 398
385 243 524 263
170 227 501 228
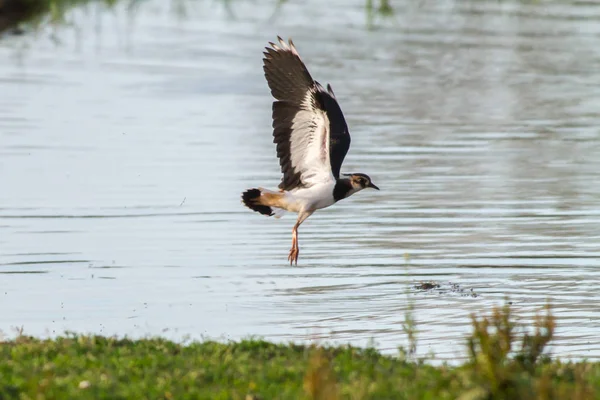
283 181 336 213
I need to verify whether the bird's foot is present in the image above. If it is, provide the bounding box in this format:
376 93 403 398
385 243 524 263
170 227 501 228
287 246 299 266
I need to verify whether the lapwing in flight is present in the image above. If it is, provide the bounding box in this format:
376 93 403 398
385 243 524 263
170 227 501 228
242 36 379 265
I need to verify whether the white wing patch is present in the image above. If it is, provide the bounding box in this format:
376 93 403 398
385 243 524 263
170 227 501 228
288 89 334 187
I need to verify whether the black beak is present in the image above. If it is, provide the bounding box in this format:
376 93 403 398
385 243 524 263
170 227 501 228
368 182 380 190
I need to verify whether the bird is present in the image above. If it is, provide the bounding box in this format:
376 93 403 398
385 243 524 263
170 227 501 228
241 36 379 265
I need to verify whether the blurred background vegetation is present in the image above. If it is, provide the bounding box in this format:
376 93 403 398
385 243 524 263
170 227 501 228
0 0 98 33
1 0 398 35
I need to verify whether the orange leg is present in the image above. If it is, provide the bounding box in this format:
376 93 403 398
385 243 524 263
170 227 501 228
287 211 313 266
288 222 300 265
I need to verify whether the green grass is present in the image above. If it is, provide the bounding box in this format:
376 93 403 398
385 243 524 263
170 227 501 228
1 303 600 399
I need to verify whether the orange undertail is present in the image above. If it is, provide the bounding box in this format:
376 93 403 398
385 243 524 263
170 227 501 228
241 188 285 217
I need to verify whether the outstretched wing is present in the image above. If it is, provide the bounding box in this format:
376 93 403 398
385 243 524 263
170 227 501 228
263 36 351 191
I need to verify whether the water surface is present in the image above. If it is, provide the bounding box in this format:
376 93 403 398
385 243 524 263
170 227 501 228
1 0 599 360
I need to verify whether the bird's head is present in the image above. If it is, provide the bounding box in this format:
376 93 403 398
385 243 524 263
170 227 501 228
344 173 379 192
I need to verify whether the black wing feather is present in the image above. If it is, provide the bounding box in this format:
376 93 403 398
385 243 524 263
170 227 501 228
318 84 350 179
272 101 304 189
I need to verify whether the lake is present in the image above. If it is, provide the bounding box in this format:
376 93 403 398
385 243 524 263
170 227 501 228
1 0 599 360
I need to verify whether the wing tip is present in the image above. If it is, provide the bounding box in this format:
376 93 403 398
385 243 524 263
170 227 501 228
327 83 336 98
265 35 300 57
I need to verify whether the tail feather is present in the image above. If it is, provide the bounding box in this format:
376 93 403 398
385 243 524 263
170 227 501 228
242 188 274 216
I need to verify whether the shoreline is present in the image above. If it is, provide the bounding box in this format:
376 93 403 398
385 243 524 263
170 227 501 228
2 304 599 399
